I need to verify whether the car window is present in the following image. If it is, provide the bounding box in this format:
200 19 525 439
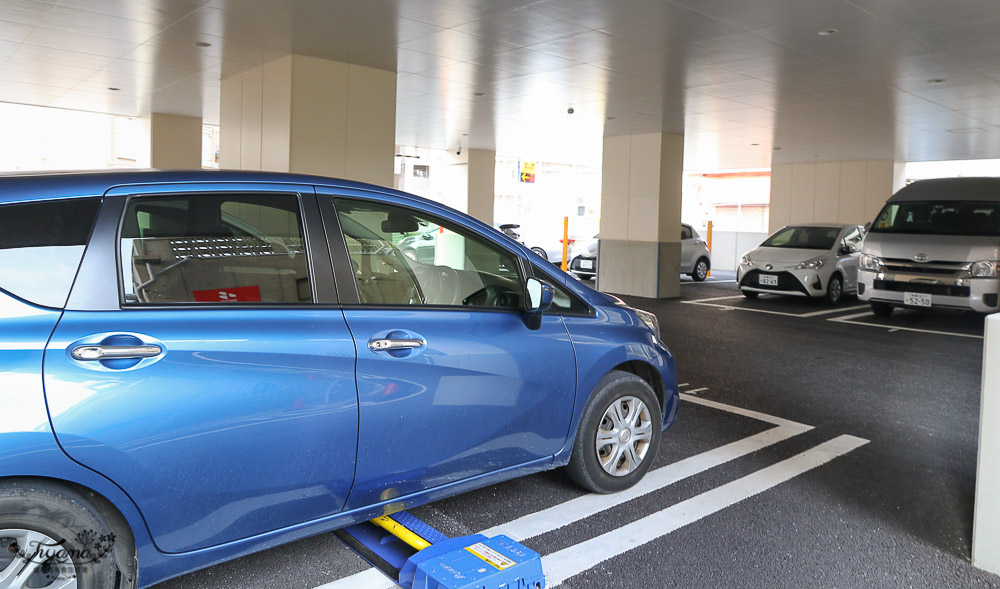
680 225 692 240
119 193 311 304
531 264 590 315
843 227 863 252
335 199 523 309
762 226 841 249
0 198 100 308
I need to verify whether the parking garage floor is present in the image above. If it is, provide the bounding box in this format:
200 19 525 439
156 273 999 588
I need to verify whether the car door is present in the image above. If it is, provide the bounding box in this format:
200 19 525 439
317 190 577 510
680 224 695 271
838 226 864 290
43 184 359 553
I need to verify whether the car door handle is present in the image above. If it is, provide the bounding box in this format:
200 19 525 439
368 338 425 352
71 344 163 361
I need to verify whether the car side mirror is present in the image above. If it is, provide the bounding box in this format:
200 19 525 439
838 245 852 256
525 277 555 313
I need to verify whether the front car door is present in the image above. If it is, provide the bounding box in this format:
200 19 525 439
680 224 695 271
838 225 864 290
317 190 578 510
43 184 359 553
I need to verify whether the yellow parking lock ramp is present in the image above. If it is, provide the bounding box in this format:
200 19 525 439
371 514 434 551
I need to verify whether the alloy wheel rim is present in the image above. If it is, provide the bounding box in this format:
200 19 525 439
696 261 708 280
595 396 653 476
0 529 77 589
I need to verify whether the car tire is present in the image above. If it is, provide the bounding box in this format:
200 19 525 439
567 371 662 494
825 274 843 305
0 480 123 589
530 247 548 261
690 257 710 281
870 301 894 317
742 289 759 299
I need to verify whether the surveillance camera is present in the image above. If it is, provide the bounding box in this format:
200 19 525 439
567 107 575 114
457 147 462 155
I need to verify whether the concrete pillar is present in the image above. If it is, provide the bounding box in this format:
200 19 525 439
149 113 202 169
597 133 683 298
768 160 906 233
975 313 1000 575
467 149 495 226
220 55 395 187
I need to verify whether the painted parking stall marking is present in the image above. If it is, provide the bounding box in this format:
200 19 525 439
827 311 985 340
319 390 867 589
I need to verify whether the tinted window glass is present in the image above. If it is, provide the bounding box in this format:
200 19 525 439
0 198 100 307
531 264 590 315
871 201 1000 236
335 199 523 308
843 227 863 252
120 194 311 304
681 225 692 240
762 226 841 249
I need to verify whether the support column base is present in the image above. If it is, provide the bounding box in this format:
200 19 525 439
597 240 680 299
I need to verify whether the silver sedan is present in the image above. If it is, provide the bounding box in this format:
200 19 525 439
737 224 865 304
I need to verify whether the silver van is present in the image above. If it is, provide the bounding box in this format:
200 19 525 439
858 177 1000 316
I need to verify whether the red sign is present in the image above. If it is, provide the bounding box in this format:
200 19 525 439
192 285 262 302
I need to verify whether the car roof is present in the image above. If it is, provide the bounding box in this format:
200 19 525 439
778 223 855 229
0 169 415 206
888 177 1000 203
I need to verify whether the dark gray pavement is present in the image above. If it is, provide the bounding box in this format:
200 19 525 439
156 273 999 589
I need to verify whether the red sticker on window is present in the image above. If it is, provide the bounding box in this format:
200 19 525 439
192 285 262 303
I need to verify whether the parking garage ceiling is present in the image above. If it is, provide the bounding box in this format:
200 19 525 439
3 0 1000 169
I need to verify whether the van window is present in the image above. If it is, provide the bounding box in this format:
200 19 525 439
0 198 100 308
871 201 1000 236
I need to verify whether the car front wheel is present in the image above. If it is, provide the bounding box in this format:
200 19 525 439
825 274 843 305
567 371 662 494
0 481 124 589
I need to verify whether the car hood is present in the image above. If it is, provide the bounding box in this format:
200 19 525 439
747 246 830 264
864 233 1000 262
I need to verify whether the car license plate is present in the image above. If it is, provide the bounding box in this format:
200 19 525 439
580 259 594 270
904 292 932 307
759 274 778 287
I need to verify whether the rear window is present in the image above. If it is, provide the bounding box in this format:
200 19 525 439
0 198 101 308
871 201 1000 236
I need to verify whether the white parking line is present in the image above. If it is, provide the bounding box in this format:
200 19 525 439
798 304 868 318
683 295 745 302
684 387 708 395
320 394 813 589
828 312 984 340
543 435 869 587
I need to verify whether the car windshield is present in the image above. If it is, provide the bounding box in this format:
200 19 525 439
870 200 1000 236
761 226 840 249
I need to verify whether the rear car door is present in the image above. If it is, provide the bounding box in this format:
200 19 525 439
680 224 695 270
317 190 578 510
43 183 359 553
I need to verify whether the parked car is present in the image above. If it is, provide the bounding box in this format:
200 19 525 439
0 170 679 589
567 224 713 281
737 223 865 304
859 177 1000 316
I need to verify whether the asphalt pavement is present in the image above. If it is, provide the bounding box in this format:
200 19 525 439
156 271 999 589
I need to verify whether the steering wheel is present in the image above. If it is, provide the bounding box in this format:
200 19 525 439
462 285 505 307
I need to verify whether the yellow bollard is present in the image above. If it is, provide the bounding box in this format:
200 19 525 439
706 221 713 278
561 216 569 271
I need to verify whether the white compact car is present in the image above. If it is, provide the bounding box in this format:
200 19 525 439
568 224 712 281
737 224 865 304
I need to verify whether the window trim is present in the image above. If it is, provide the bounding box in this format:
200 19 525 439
327 196 530 313
114 191 324 308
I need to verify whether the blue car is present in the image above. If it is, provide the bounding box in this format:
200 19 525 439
0 170 679 588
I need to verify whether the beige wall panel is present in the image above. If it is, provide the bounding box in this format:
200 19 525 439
466 149 496 225
838 161 868 224
813 162 841 223
289 55 350 178
239 65 264 170
219 73 242 169
344 64 396 187
149 113 202 169
260 55 292 173
627 133 662 242
864 160 894 222
768 164 793 232
600 134 631 241
788 162 816 224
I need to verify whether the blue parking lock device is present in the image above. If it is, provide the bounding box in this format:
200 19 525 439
399 533 545 589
